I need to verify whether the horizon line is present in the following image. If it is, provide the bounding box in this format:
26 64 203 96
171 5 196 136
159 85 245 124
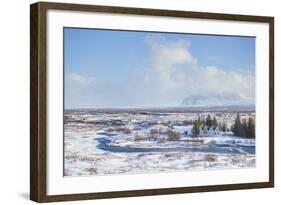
64 104 255 111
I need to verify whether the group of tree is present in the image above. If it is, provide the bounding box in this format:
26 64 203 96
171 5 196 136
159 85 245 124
191 114 219 137
191 117 202 137
191 113 255 138
232 113 255 138
205 114 218 127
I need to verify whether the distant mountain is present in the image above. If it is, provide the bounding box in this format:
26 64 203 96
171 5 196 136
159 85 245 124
181 92 253 107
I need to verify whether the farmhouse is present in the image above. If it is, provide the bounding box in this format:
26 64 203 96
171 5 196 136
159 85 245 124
199 126 221 136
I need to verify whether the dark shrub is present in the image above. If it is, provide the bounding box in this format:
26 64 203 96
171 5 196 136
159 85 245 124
167 130 180 141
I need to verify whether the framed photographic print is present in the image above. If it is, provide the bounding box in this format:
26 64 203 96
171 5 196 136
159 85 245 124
30 1 274 202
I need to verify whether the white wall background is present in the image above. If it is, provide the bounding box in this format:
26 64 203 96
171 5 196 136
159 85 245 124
0 0 279 204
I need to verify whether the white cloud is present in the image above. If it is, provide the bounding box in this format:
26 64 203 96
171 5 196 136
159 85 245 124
67 72 94 84
65 36 255 108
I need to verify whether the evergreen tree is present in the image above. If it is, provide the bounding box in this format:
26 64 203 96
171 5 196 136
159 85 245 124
192 116 203 137
232 113 255 138
247 117 255 138
192 120 200 137
206 114 212 127
219 122 227 132
198 116 201 126
232 113 242 136
223 122 227 132
242 119 247 137
201 117 206 127
212 116 218 127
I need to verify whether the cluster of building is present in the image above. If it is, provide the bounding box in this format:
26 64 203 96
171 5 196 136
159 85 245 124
199 126 233 136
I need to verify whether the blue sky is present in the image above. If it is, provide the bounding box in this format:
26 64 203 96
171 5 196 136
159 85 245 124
64 28 255 108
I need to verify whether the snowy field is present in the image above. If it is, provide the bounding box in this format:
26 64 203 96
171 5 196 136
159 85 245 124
64 109 255 176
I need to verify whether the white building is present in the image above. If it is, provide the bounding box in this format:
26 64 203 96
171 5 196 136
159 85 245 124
199 126 221 136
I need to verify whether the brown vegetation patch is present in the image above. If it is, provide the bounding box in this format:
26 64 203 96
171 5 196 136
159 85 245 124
167 130 180 141
150 129 158 134
106 127 131 134
84 167 98 174
134 134 146 141
205 154 217 162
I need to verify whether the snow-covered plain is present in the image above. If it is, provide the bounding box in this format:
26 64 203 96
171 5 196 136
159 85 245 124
64 109 255 176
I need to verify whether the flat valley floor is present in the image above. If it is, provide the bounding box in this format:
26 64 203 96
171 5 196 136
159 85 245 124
64 108 255 176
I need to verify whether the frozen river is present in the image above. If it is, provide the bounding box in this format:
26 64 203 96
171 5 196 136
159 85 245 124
64 132 256 176
96 137 255 154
